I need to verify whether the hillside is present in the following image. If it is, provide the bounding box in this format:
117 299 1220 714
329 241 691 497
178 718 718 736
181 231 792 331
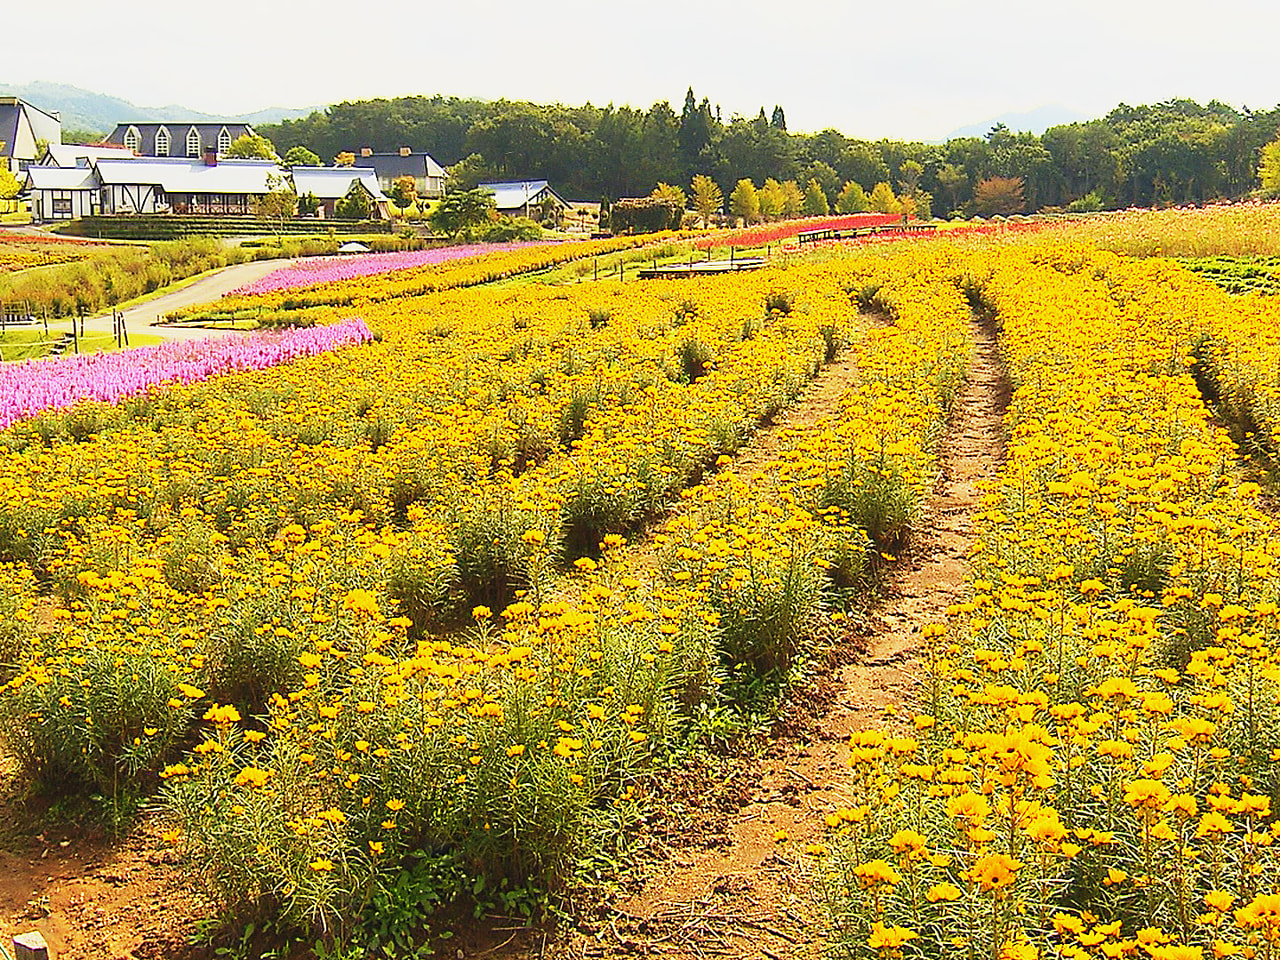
0 80 318 139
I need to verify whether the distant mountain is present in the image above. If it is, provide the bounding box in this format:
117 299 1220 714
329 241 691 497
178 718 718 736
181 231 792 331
946 104 1092 140
0 80 319 138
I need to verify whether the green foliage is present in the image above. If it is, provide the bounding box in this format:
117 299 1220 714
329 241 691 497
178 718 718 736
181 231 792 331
335 181 374 221
388 176 418 207
836 180 870 213
0 643 193 797
253 172 299 226
729 178 759 223
257 93 1280 215
1261 135 1280 198
429 188 497 237
224 133 278 160
1066 190 1104 212
868 181 902 214
283 146 323 167
690 174 723 224
802 177 830 216
608 197 679 234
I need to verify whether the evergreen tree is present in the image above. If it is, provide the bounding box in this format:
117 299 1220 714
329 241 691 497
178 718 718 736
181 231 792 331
836 180 870 213
771 106 787 132
803 178 830 216
678 87 713 175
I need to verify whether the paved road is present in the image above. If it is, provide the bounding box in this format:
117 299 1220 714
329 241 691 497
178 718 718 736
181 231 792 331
80 258 286 342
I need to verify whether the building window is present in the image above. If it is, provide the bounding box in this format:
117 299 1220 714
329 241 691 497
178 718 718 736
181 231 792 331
218 128 232 155
187 127 203 157
124 126 141 153
52 197 72 215
155 126 170 157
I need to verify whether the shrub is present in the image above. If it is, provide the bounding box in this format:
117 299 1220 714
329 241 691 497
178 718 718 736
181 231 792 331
607 197 681 234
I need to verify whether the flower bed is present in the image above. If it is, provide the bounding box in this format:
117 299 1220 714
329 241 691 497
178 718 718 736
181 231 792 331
229 242 552 296
0 318 372 428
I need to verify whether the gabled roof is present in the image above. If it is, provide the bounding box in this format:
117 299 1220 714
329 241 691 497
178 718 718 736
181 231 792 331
105 122 254 156
352 152 445 179
95 157 279 194
25 165 100 190
0 102 18 159
43 142 135 167
291 166 388 201
478 180 568 211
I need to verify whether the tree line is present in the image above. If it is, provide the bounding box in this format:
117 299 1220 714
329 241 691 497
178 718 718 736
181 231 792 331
257 91 1280 216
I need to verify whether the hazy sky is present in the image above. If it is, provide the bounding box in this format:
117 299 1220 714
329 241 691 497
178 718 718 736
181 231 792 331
8 0 1280 139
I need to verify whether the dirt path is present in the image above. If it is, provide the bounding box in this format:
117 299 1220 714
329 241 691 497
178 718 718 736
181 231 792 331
585 314 1010 960
77 258 285 342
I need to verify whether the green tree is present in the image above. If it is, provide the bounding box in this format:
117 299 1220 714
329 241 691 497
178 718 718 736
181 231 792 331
335 180 373 220
690 174 723 225
283 145 322 167
430 187 497 235
446 153 493 192
1261 135 1280 198
935 163 967 215
757 178 785 220
836 180 870 213
780 180 804 218
730 178 760 223
651 182 687 227
802 178 830 216
225 133 278 160
253 173 298 231
868 181 902 214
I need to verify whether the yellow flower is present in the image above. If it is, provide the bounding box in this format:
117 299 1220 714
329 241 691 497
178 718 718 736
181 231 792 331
970 852 1021 893
867 922 917 950
927 882 963 903
309 858 334 872
203 703 241 725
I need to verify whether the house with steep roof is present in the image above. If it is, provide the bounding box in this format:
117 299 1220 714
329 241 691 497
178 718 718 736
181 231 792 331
290 166 390 219
478 180 570 220
38 142 135 168
0 97 62 173
352 148 445 199
104 122 255 158
93 157 280 215
25 164 101 220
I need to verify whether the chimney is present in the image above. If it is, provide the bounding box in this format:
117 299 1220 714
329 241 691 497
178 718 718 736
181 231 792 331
360 147 372 157
204 146 217 166
399 146 411 157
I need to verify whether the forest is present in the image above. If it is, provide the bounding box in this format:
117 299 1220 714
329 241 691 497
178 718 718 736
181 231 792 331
257 90 1280 215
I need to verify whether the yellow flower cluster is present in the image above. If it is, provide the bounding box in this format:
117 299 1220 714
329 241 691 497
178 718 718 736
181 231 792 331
818 238 1280 958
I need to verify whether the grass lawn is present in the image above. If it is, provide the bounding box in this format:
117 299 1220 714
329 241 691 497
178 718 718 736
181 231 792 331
1 328 166 362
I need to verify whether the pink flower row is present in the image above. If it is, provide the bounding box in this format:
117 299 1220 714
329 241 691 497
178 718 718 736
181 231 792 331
0 319 373 430
230 243 550 296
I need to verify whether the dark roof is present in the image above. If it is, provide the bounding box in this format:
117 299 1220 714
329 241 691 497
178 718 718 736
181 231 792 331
105 122 255 156
352 152 445 179
0 102 20 159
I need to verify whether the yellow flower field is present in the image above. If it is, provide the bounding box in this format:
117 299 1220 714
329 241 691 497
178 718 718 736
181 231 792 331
5 207 1280 954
